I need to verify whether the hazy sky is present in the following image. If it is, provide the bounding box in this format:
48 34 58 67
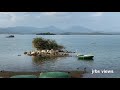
0 12 120 31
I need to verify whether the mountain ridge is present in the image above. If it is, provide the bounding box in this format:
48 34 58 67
0 25 119 35
0 25 94 34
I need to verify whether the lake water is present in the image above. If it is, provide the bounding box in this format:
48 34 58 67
0 34 120 78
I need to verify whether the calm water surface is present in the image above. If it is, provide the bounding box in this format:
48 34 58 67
0 34 120 78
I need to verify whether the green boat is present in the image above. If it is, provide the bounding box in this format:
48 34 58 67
78 54 94 60
39 72 71 78
10 75 37 78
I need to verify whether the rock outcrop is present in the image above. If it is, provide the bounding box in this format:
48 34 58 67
24 49 74 57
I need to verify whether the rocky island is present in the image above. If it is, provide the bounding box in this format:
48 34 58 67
36 32 56 35
24 37 75 57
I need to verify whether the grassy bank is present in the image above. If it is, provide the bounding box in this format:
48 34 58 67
0 71 85 78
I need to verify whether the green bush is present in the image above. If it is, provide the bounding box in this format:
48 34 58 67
32 37 64 50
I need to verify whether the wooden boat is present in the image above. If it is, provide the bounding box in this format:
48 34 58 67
77 54 94 60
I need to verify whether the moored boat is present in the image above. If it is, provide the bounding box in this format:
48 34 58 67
6 35 14 38
77 54 94 60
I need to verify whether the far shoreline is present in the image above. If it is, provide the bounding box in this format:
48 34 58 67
1 33 120 35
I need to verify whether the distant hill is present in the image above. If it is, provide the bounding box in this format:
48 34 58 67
60 32 113 35
39 26 64 34
0 25 95 34
0 25 119 35
0 26 64 34
0 26 40 34
64 26 94 33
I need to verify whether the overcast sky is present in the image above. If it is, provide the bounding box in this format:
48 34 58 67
0 12 120 32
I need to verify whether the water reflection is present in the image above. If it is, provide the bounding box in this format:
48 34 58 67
32 56 67 65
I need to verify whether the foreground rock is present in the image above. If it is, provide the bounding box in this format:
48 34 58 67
24 49 75 57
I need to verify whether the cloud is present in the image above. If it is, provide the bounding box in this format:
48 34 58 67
9 13 16 22
41 12 68 16
0 12 106 28
0 12 17 22
42 12 57 16
92 12 104 17
0 12 18 27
